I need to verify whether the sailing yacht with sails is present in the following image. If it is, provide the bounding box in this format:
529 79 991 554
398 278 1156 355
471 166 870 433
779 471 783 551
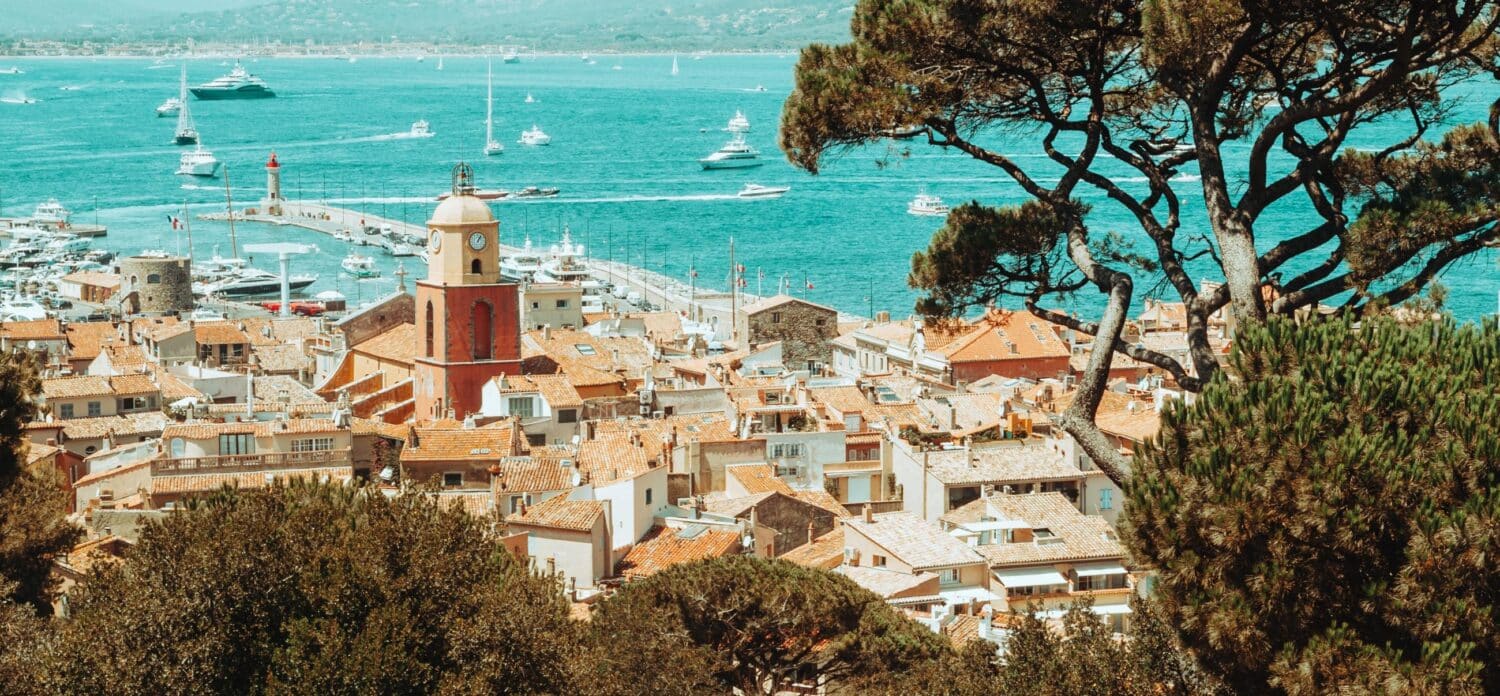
484 60 503 156
671 54 680 76
173 67 198 145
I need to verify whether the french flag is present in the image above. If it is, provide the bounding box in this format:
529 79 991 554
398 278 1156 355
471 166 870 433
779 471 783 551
167 214 181 230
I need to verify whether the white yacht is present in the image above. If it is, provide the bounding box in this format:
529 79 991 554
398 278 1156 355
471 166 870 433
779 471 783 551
519 125 551 146
43 235 90 254
502 49 521 64
0 67 24 75
699 135 762 169
726 110 750 133
31 199 70 224
177 145 221 177
499 235 546 281
341 251 380 278
409 120 434 138
533 227 608 307
907 193 950 217
190 62 275 100
155 96 182 117
195 266 316 298
484 62 503 156
524 92 536 104
738 184 789 199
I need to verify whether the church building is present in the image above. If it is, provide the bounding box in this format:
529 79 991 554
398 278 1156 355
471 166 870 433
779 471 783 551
413 164 523 420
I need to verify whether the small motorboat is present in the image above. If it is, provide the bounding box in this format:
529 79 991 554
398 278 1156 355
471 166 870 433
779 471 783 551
519 125 551 146
155 97 182 117
341 251 380 278
512 186 560 199
738 184 789 199
409 119 434 138
437 189 510 201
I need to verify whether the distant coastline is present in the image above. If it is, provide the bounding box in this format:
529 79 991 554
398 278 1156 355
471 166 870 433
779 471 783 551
0 45 809 59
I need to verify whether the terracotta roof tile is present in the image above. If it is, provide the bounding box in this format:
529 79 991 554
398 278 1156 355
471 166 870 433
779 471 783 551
193 322 251 345
491 453 578 494
41 375 112 399
942 492 1127 567
401 422 522 462
108 374 159 396
844 511 987 571
496 374 583 409
151 466 351 495
919 442 1082 485
59 271 120 289
935 310 1070 363
161 418 345 440
64 322 118 361
48 412 169 440
510 495 605 532
1 319 65 340
834 565 938 598
577 433 657 485
351 323 417 364
787 489 852 517
810 386 871 415
781 527 845 568
101 344 150 368
616 524 742 580
740 294 838 316
252 344 311 373
727 464 793 495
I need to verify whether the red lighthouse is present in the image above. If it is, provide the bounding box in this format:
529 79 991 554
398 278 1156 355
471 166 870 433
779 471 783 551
412 163 522 420
263 151 283 216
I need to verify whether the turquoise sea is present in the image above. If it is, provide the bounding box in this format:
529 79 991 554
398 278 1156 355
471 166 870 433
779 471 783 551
1 55 1496 319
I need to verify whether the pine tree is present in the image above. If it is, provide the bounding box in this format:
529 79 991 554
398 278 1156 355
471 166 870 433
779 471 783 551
1126 317 1500 693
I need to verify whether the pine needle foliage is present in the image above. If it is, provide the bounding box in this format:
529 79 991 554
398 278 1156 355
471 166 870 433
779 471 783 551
1126 316 1500 694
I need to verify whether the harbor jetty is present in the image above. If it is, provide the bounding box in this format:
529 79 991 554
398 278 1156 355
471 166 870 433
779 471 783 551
200 198 771 340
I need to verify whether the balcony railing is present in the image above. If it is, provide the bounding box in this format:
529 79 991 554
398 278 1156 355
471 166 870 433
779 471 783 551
153 448 351 475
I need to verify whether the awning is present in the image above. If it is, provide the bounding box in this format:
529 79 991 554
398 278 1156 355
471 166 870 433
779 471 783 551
1042 603 1133 619
1072 561 1128 578
992 567 1068 588
958 519 1028 532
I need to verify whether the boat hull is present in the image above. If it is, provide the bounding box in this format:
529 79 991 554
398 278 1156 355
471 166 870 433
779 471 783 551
204 277 316 298
174 134 198 145
190 86 275 100
700 159 763 170
177 162 221 177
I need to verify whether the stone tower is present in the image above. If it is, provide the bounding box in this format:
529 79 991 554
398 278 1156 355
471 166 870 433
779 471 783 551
413 163 522 421
118 254 194 315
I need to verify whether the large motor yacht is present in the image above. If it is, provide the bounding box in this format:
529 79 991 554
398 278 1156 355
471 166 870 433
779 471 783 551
177 145 221 177
190 62 276 100
499 235 546 281
907 193 950 217
699 135 762 169
30 199 70 225
194 266 316 298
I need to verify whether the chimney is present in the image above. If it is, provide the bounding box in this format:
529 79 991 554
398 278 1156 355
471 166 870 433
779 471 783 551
542 325 551 340
546 557 556 576
862 504 873 523
979 605 993 639
807 521 814 544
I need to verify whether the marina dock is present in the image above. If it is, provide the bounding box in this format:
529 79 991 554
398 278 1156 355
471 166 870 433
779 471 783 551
201 200 768 340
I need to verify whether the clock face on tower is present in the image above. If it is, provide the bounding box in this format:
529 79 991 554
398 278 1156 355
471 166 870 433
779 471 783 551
429 230 442 251
468 232 488 251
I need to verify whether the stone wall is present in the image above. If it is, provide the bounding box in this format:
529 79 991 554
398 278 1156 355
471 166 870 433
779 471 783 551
335 292 414 348
118 256 194 315
741 301 838 370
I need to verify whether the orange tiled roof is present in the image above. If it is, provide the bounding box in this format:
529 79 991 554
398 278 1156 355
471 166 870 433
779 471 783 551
41 375 112 399
577 433 657 485
810 386 870 414
101 344 151 368
151 466 351 495
492 452 577 493
161 418 345 440
109 373 159 396
351 322 417 364
739 294 837 316
193 322 251 345
497 374 583 409
617 524 741 580
788 489 852 517
936 310 1069 363
59 271 121 288
781 527 844 569
65 322 118 361
1 319 65 340
401 422 522 462
727 464 793 495
510 494 604 532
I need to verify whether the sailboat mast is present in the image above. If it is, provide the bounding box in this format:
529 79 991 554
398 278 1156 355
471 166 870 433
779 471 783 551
486 59 494 143
222 166 238 259
729 237 737 343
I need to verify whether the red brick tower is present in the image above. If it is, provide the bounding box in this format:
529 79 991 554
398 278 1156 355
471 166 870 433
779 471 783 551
413 163 522 420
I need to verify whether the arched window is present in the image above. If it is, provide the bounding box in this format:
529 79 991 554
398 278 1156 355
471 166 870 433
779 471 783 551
471 258 482 275
471 300 493 360
424 301 435 358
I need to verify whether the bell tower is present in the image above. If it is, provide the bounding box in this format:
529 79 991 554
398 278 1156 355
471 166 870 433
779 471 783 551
413 163 522 421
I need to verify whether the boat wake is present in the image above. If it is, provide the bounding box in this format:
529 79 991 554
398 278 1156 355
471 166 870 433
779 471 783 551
523 193 738 204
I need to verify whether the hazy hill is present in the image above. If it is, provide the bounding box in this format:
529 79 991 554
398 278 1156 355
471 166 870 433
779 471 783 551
5 0 855 51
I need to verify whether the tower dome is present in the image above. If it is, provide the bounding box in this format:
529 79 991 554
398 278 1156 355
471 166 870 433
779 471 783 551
429 195 495 226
